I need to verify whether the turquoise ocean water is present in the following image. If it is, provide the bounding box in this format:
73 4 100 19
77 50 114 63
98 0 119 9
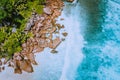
75 0 120 80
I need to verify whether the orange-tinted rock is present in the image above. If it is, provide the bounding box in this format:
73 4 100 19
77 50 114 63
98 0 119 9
29 46 34 53
53 9 61 18
61 25 65 28
48 34 53 40
48 41 53 49
56 24 62 29
49 27 57 33
26 53 38 65
48 37 61 49
40 30 48 34
2 66 5 70
14 68 22 74
67 0 74 2
38 39 48 48
20 60 33 73
33 45 38 50
14 60 22 74
52 37 61 49
50 49 58 54
8 62 12 67
62 32 68 37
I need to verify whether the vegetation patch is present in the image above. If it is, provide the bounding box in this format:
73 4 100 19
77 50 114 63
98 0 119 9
0 0 45 59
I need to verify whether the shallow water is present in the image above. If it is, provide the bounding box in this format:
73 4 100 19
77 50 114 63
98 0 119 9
0 0 120 80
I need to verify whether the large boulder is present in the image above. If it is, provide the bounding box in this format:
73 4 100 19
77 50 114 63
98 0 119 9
19 59 33 73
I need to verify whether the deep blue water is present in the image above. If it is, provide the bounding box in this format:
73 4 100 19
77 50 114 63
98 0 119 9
76 0 120 80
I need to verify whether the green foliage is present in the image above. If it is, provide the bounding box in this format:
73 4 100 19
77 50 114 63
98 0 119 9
0 0 46 58
0 0 45 26
19 0 44 19
0 26 32 57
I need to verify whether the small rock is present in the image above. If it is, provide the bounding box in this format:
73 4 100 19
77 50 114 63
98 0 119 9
62 32 68 37
49 37 61 49
50 49 58 54
62 38 65 41
61 25 65 28
56 24 62 29
60 18 64 20
8 62 12 67
2 66 5 70
67 0 74 2
43 7 52 15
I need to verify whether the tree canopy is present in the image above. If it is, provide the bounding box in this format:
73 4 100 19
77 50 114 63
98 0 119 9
0 0 45 59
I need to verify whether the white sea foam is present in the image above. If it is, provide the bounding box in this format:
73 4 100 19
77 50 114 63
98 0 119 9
58 1 84 80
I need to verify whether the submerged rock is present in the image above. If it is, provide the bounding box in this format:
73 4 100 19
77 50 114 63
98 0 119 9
62 32 68 37
50 49 58 54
